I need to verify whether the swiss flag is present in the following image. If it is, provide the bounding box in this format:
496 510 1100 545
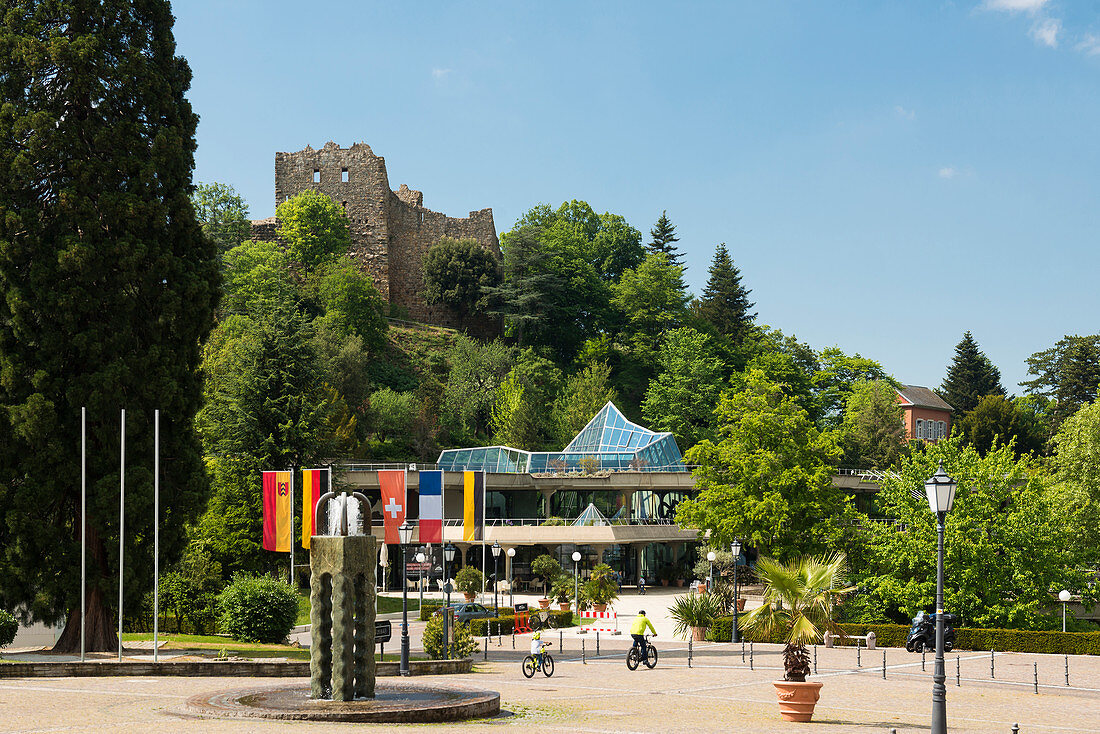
379 470 406 544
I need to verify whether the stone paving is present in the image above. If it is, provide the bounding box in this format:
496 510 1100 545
2 638 1098 733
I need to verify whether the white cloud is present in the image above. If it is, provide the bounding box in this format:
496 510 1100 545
1076 34 1100 56
1030 18 1060 47
894 105 916 120
431 68 453 80
982 0 1050 12
938 167 959 179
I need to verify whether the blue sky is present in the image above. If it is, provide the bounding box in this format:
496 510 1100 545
174 0 1099 392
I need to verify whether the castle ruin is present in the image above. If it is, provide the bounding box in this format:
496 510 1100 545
252 141 500 331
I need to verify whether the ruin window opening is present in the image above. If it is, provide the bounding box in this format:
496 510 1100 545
313 169 320 183
341 168 349 182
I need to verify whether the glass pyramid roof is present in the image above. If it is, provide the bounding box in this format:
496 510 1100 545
563 402 663 453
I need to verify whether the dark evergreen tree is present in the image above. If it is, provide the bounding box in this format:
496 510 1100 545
1022 334 1100 427
647 210 683 267
698 243 756 345
0 1 219 652
938 331 1005 415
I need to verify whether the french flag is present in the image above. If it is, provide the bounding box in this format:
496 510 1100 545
418 470 443 543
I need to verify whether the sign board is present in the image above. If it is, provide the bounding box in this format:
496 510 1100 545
514 602 529 612
405 562 431 572
375 620 392 643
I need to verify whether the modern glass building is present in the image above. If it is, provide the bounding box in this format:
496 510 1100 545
437 402 686 473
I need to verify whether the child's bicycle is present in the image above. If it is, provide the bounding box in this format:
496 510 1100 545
522 642 555 678
626 634 658 670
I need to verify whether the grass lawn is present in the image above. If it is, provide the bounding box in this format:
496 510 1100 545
295 590 418 625
120 633 421 662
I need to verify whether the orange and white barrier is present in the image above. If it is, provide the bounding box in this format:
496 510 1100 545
578 610 620 634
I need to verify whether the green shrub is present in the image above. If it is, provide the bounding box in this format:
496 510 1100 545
455 566 484 595
550 574 575 603
531 554 563 595
420 602 444 622
216 573 298 643
470 610 574 636
422 614 477 659
0 610 17 648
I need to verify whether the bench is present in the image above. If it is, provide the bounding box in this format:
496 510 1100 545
823 631 876 650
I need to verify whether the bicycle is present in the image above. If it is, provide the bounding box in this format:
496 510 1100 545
626 634 658 670
522 642 555 678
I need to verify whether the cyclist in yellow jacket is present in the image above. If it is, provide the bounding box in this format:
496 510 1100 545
630 611 657 659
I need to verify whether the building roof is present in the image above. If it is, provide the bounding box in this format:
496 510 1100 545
896 385 954 412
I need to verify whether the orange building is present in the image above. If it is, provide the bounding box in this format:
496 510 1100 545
896 385 954 442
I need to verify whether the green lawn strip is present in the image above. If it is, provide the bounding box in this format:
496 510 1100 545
120 633 423 662
295 590 419 625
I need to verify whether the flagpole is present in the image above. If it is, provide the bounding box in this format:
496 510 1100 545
481 470 486 606
153 409 159 663
289 468 295 587
80 407 86 663
118 408 125 662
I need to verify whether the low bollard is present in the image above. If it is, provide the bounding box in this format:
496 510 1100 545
582 639 586 664
596 630 600 657
956 655 960 686
560 630 563 653
813 645 817 674
750 643 754 670
1065 654 1069 686
688 637 693 668
512 630 515 649
922 650 926 672
991 648 995 679
1033 662 1038 694
483 637 488 661
741 641 745 662
882 650 887 679
1012 724 1019 733
857 641 861 668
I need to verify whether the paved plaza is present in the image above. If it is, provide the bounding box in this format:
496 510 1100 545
2 636 1098 733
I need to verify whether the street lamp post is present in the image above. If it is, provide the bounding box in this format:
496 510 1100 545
924 461 957 734
398 523 415 676
507 547 516 608
572 551 582 610
443 543 456 660
731 538 742 643
706 550 716 593
1059 590 1071 633
491 541 502 617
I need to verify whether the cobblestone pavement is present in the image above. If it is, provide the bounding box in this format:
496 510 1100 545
1 641 1098 733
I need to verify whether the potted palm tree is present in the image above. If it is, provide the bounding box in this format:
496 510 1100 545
455 566 484 603
669 591 724 641
739 552 854 723
584 563 619 612
550 575 574 611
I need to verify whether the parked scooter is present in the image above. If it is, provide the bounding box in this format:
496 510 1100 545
906 610 957 653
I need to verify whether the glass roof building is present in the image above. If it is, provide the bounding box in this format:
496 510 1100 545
437 402 686 473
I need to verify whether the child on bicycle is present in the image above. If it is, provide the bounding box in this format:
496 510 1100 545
630 610 657 658
530 629 549 670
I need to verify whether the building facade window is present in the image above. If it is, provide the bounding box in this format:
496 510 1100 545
915 419 924 440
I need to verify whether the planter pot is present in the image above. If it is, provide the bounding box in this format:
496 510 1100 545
463 592 476 602
593 603 607 613
772 681 822 723
691 626 708 641
660 580 670 587
559 603 571 612
538 598 551 609
736 598 746 612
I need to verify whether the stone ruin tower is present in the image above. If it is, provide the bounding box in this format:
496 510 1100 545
253 141 500 333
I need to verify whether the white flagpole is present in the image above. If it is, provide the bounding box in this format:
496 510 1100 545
153 410 159 663
481 470 486 605
118 408 125 662
289 468 295 586
80 407 86 663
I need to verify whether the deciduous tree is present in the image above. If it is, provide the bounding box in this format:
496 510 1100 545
957 394 1044 458
276 190 350 271
836 380 907 469
1022 334 1100 428
642 328 725 450
421 236 501 317
192 182 251 255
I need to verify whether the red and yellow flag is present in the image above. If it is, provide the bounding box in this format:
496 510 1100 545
302 468 330 549
262 471 292 552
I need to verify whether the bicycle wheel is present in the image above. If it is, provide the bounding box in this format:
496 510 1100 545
644 646 658 669
527 615 542 632
522 656 536 678
542 654 555 677
626 648 640 671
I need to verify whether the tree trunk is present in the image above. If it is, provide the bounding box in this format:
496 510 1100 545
52 523 119 654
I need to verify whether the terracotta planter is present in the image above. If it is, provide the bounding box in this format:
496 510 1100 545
538 598 551 609
675 579 685 587
660 579 670 587
593 603 607 613
559 603 571 612
772 680 822 722
463 592 476 602
736 598 746 612
691 626 708 641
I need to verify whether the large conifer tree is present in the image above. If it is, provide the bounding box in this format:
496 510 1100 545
939 331 1005 415
647 210 683 267
0 1 219 651
698 243 756 345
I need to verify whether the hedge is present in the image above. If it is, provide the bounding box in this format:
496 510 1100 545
419 603 519 622
706 617 1100 655
471 610 574 637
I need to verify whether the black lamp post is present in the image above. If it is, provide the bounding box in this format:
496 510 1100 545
491 541 502 617
443 543 456 660
924 461 957 734
731 538 742 643
398 522 414 676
